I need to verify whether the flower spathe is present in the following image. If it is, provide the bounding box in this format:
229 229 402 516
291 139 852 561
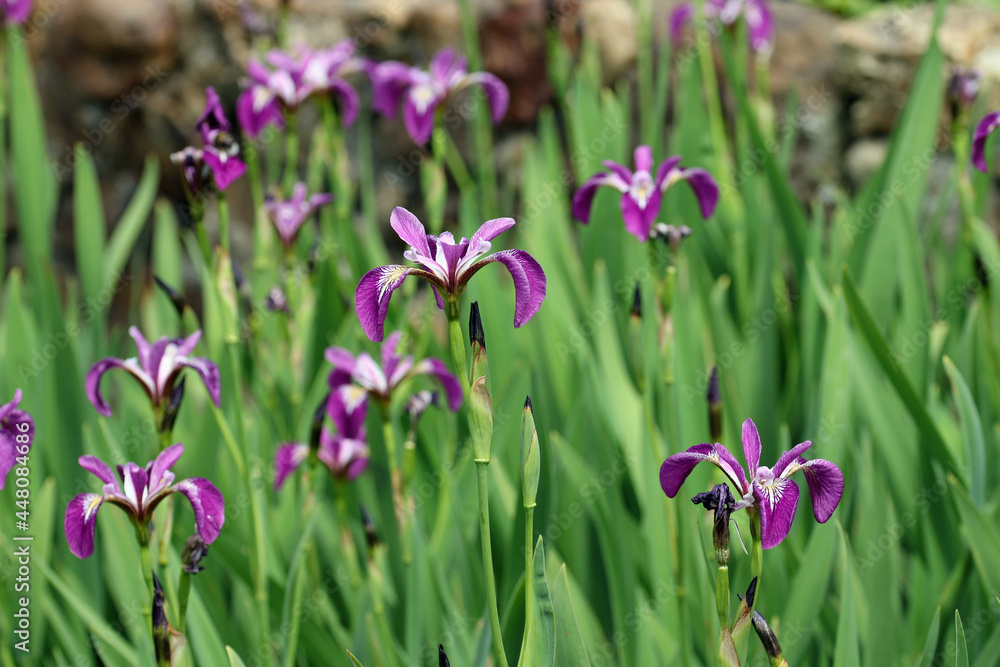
196 87 247 191
355 207 546 342
372 47 509 145
86 327 221 418
660 418 844 549
266 182 334 248
326 331 463 412
64 444 225 559
972 111 1000 173
0 389 33 490
274 385 370 490
572 146 719 242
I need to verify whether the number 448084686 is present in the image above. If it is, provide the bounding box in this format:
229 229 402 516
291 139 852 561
14 420 30 523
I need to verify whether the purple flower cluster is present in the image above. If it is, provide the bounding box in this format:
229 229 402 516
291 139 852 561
671 0 775 54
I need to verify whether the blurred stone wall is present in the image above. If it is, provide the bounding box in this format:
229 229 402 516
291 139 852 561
16 0 1000 269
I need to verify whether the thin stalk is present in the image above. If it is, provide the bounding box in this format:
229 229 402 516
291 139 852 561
0 28 7 282
283 109 299 194
715 563 730 635
176 569 191 633
137 525 154 635
749 510 762 611
693 0 734 202
381 410 411 563
476 462 509 667
524 505 535 629
424 119 448 233
194 212 212 267
218 190 230 256
445 307 469 398
156 496 174 567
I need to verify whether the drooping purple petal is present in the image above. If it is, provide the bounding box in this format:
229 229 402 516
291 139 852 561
660 443 749 498
797 458 844 523
176 330 203 357
65 493 105 558
78 455 118 486
603 160 634 185
273 443 309 491
4 0 32 26
744 0 775 53
972 111 1000 173
413 358 464 411
390 207 433 258
355 265 423 342
237 88 285 139
372 61 418 118
328 78 360 126
202 149 247 192
381 331 405 381
619 190 660 242
172 478 225 544
353 353 388 395
462 72 510 124
0 390 32 489
742 418 761 474
85 357 130 417
197 86 232 138
403 90 441 145
471 249 547 327
680 168 720 219
572 172 629 224
430 48 467 85
754 477 800 549
328 385 369 440
772 440 813 478
177 356 222 408
653 157 683 189
318 432 369 480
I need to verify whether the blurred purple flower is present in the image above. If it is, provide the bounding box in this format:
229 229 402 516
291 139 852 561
274 385 370 489
572 146 719 242
0 389 33 490
196 87 247 191
2 0 30 26
326 331 463 412
660 418 844 549
64 444 225 558
86 327 221 418
371 47 509 145
670 0 775 54
169 146 208 198
949 67 981 112
355 207 545 341
266 182 333 249
973 111 1000 173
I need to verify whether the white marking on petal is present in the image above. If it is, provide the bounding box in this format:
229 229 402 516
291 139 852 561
378 266 409 302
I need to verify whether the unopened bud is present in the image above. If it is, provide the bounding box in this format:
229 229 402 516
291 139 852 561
692 483 733 565
627 285 645 391
520 396 540 509
310 393 330 451
361 505 379 551
161 377 186 435
439 644 451 667
707 366 721 442
181 533 209 574
468 302 493 462
152 573 171 663
264 286 289 313
730 577 758 649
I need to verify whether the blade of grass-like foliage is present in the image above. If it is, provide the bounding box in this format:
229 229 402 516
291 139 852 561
519 536 554 667
346 649 365 666
781 517 838 664
950 479 1000 596
833 526 860 667
842 267 959 481
954 611 969 667
73 144 108 304
550 564 591 666
943 358 985 504
103 154 160 287
915 607 941 667
35 558 139 664
227 646 249 667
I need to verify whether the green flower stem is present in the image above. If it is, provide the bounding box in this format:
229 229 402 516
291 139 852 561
694 0 733 208
381 409 412 563
193 204 212 267
445 307 469 399
136 524 154 635
523 505 535 636
243 139 268 260
476 461 509 667
432 306 465 551
749 509 763 609
156 495 174 567
217 189 230 257
0 29 8 281
716 563 730 635
425 118 448 233
283 109 299 194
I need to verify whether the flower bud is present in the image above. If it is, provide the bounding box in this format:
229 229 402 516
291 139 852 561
152 573 171 664
310 393 330 452
730 577 758 653
468 302 493 462
520 396 540 509
627 285 645 391
154 276 189 319
439 644 451 667
160 377 186 435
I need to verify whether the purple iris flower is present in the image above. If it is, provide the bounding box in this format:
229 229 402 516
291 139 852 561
660 418 844 549
972 111 1000 174
2 0 31 26
949 67 981 112
670 0 775 54
237 44 364 138
325 331 463 412
572 146 719 242
274 385 370 490
0 389 33 490
371 47 509 145
196 87 247 191
169 146 208 198
64 444 224 558
355 207 546 342
266 182 334 249
86 327 221 418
